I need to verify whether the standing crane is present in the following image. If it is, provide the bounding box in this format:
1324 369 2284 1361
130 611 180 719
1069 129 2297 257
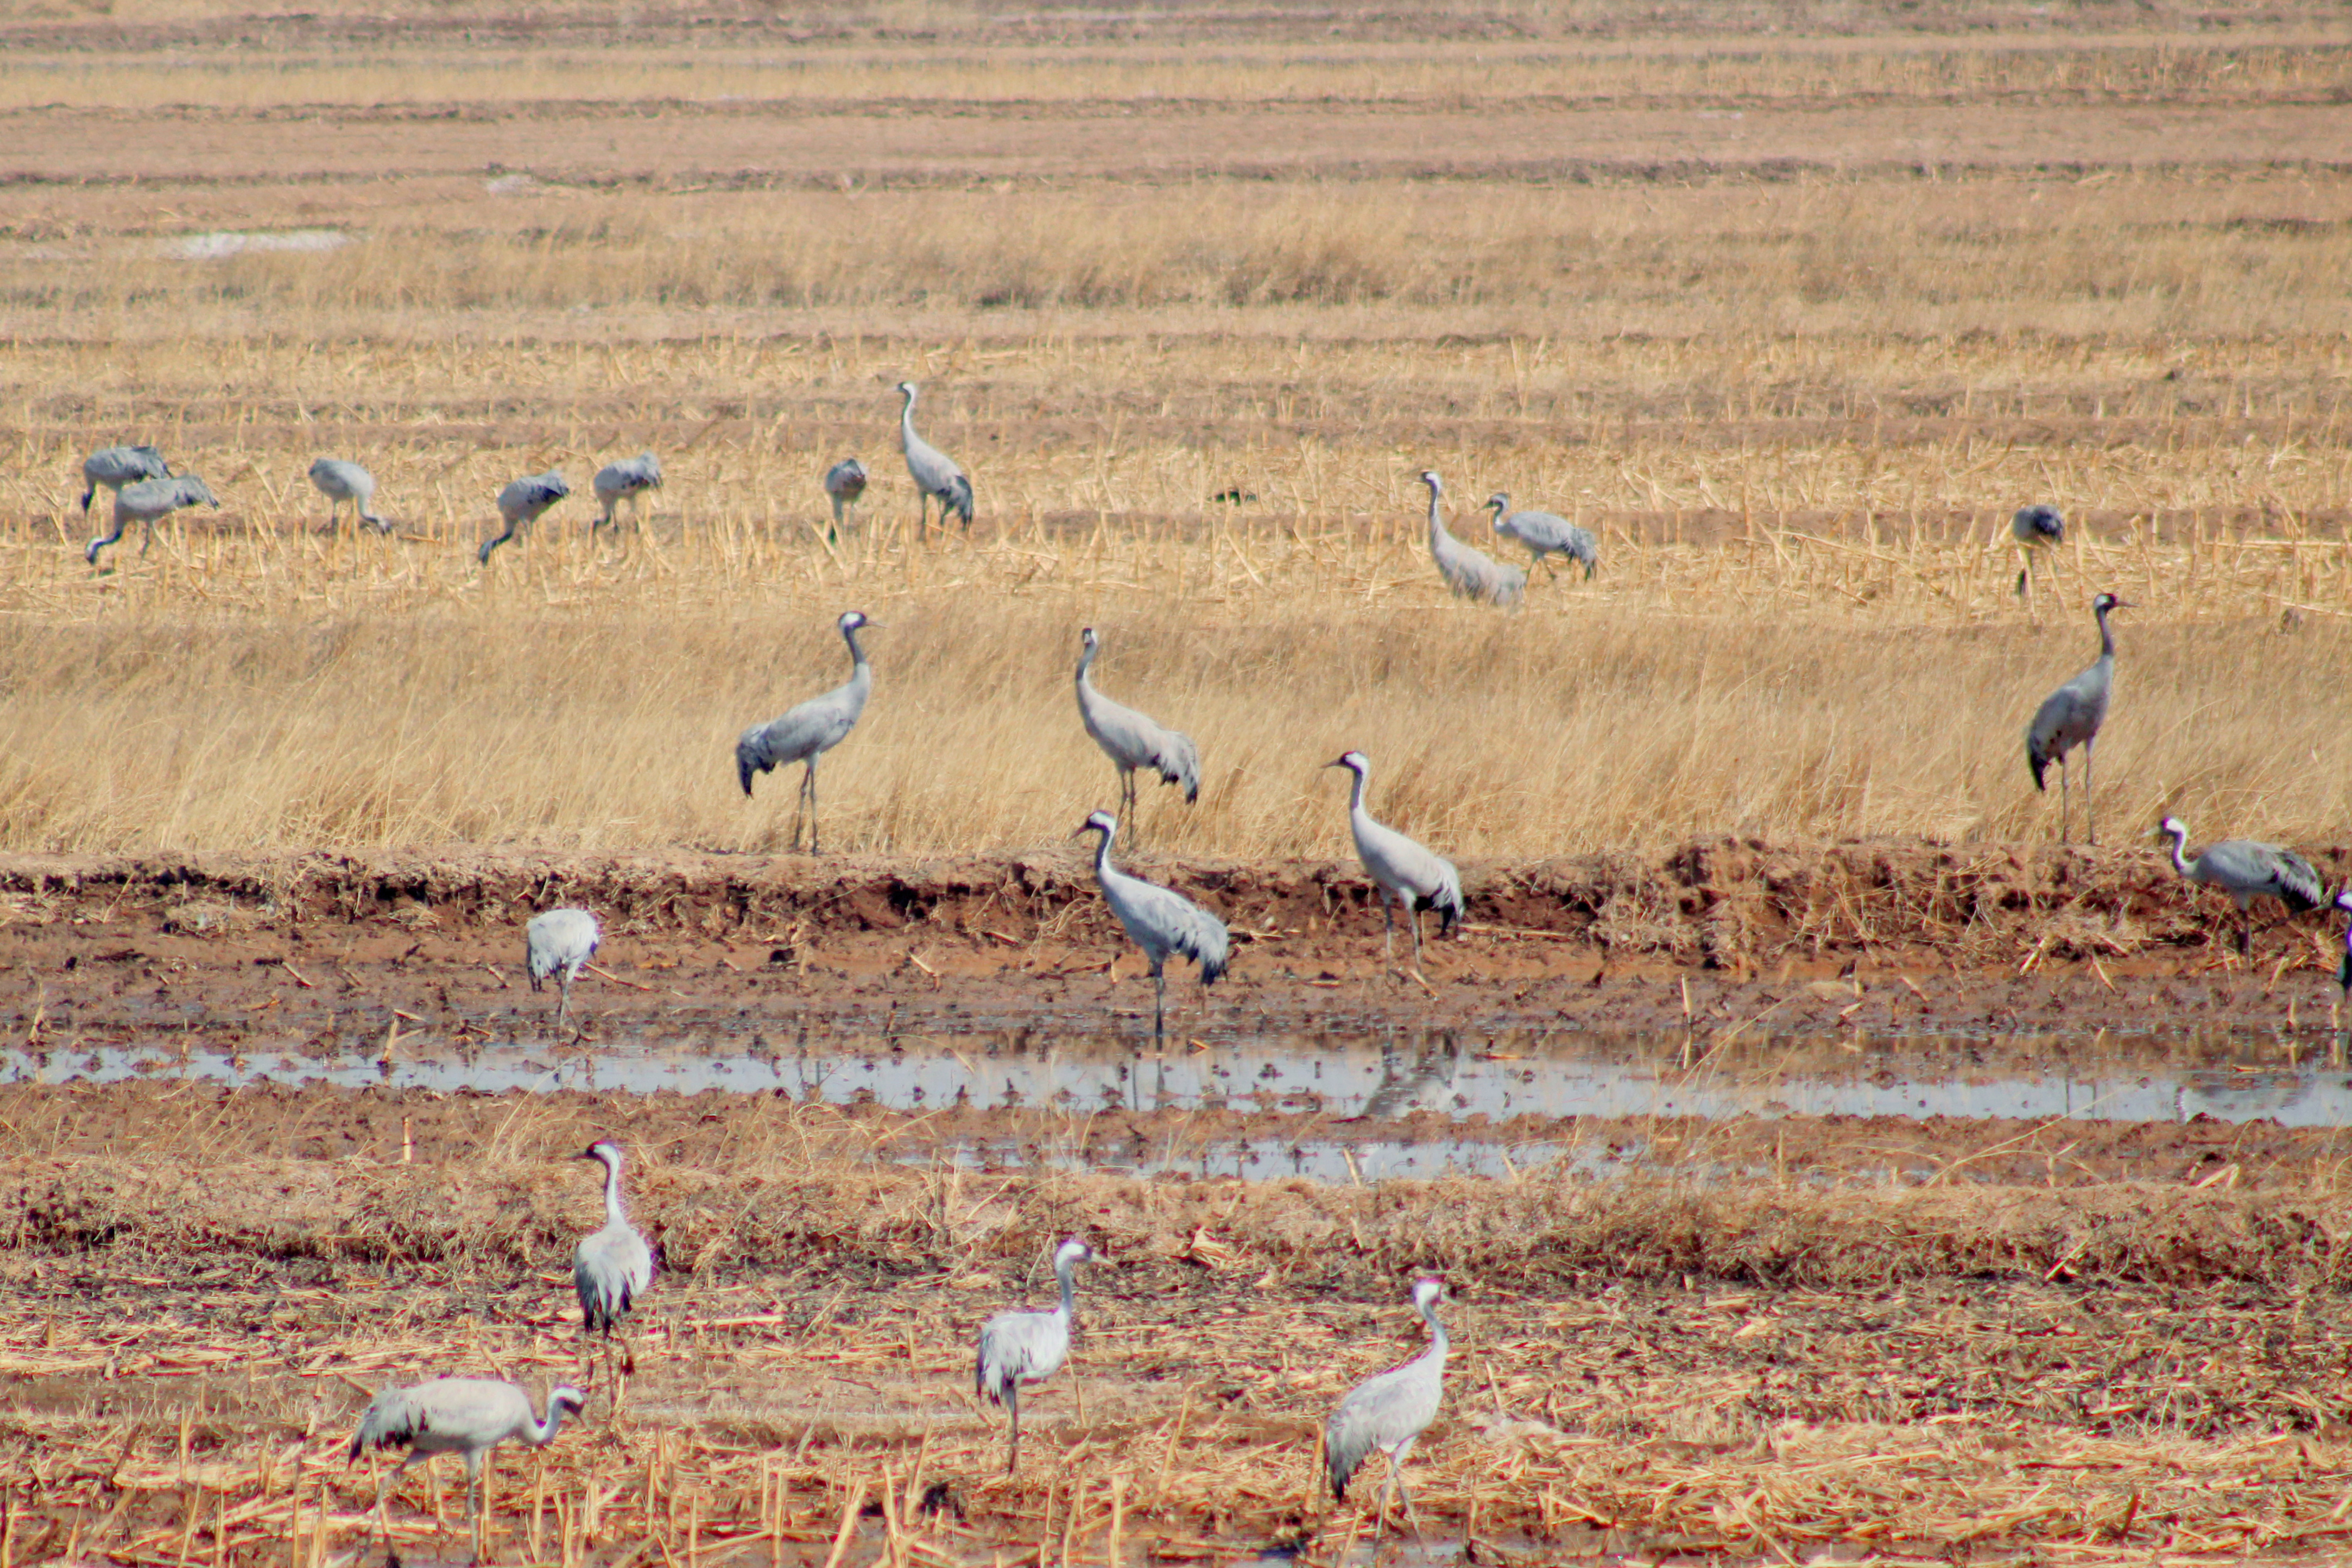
1419 471 1523 608
1324 751 1464 975
477 470 570 564
2156 817 2325 959
823 457 869 538
347 1377 585 1544
592 452 662 534
895 382 973 536
1074 810 1228 1040
976 1237 1097 1476
308 458 388 533
574 1140 657 1390
1484 493 1598 580
79 445 170 515
2332 890 2352 1035
736 610 877 853
526 908 600 1027
1075 627 1200 837
86 475 219 565
2012 504 2065 611
1324 1277 1450 1536
2025 592 2127 844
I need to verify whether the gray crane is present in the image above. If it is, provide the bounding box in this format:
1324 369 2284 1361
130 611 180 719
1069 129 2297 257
79 445 170 514
477 470 570 564
1075 809 1229 1039
1324 1276 1449 1535
2012 503 2065 608
1075 627 1200 834
2334 890 2352 1032
1484 493 1597 580
823 457 869 538
346 1376 585 1539
2156 816 2325 958
592 452 662 534
1324 751 1464 974
86 474 218 565
976 1237 1097 1476
1420 471 1523 608
308 458 388 533
526 908 600 1027
574 1139 656 1385
736 610 877 853
895 382 973 535
2025 592 2127 844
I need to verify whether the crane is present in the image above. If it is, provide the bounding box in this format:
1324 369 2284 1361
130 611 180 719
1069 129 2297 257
2156 817 2325 959
574 1140 656 1390
1419 471 1523 607
1075 627 1200 836
976 1237 1097 1476
1483 493 1597 580
2012 504 2065 610
895 382 973 536
823 457 869 538
477 470 570 564
79 445 170 514
1324 751 1464 975
592 453 662 534
1324 1277 1449 1537
2025 592 2127 844
2333 890 2352 1035
526 908 600 1027
737 611 877 853
308 458 388 533
1074 810 1228 1039
86 475 218 565
346 1377 585 1542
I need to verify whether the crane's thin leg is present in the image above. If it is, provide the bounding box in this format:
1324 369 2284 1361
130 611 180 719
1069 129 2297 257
1381 895 1396 962
1153 965 1167 1041
2083 738 2096 846
2241 907 2254 960
1407 903 1427 978
2057 755 2070 844
1004 1384 1021 1477
556 976 572 1030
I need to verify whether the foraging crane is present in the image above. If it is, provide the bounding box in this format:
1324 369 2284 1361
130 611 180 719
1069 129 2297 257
2156 816 2325 959
592 452 662 534
2012 504 2065 609
1324 1277 1449 1534
1075 627 1200 833
736 610 877 853
79 445 170 514
1324 751 1464 973
1484 493 1597 580
976 1237 1097 1476
2025 592 2127 844
477 470 570 564
574 1140 656 1381
895 382 973 535
346 1377 584 1534
308 458 388 533
823 457 869 537
1074 810 1228 1040
1420 471 1523 608
526 908 600 1027
86 475 218 565
2333 890 2352 1031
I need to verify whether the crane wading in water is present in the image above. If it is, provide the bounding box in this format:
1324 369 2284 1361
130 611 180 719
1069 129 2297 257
736 611 878 853
975 1237 1097 1476
526 908 600 1028
1074 627 1199 837
2155 817 2325 960
1325 751 1464 977
1324 1277 1450 1537
1074 810 1228 1039
2025 592 2128 844
346 1377 585 1546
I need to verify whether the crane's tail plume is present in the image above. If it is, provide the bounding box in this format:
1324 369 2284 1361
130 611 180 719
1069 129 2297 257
1159 733 1202 803
942 476 974 527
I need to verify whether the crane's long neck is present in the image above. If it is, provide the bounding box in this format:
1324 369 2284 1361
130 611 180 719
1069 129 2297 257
843 624 870 675
1089 824 1119 882
526 1400 574 1447
1345 764 1370 819
600 1156 627 1226
899 391 918 446
1425 485 1449 547
1054 1255 1080 1321
2164 824 2195 880
1075 638 1098 692
1418 1296 1449 1362
2095 604 2116 659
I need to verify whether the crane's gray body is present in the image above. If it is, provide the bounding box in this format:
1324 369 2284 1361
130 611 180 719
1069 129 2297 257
309 458 387 532
736 611 875 853
976 1238 1095 1475
896 382 973 533
1077 810 1228 1038
2159 815 2325 957
1075 627 1200 826
2334 892 2352 1004
1327 751 1464 969
574 1140 655 1344
592 453 662 531
478 470 570 563
2012 503 2065 604
2025 593 2122 844
1419 471 1523 607
526 908 600 1025
1324 1278 1449 1527
87 474 219 564
1485 493 1597 580
347 1377 585 1522
824 457 869 532
80 445 170 514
